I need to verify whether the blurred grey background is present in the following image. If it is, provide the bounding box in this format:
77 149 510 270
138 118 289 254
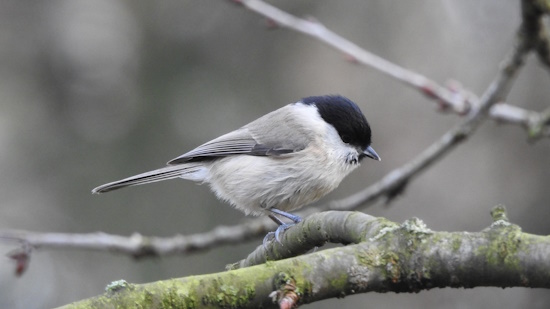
1 0 549 308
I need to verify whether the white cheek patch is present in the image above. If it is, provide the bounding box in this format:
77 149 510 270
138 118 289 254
321 122 359 162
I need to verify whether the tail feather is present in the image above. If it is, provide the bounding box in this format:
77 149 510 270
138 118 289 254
92 164 202 194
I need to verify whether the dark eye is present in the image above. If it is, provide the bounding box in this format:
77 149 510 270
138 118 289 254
341 134 351 143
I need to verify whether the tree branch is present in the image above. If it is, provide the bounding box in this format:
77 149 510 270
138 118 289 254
322 18 530 211
228 211 390 270
240 0 471 113
0 218 276 259
238 0 550 137
56 206 550 309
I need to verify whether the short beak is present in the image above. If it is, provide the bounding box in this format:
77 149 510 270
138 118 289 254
363 146 381 161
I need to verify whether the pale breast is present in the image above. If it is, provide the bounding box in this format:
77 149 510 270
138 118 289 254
205 145 359 216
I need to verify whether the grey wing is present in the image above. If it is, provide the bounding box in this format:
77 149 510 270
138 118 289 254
167 127 305 165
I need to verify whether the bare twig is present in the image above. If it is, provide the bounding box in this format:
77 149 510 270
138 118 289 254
490 104 550 140
0 218 275 258
239 0 549 137
240 0 471 114
528 106 550 140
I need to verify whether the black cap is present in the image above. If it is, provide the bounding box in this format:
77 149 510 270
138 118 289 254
301 95 372 151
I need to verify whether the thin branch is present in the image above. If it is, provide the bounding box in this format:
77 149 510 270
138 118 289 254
239 0 550 137
240 0 471 114
490 104 550 140
321 24 529 213
0 218 276 259
529 106 550 140
0 212 383 262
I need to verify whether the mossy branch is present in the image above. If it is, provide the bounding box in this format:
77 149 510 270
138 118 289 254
58 207 550 309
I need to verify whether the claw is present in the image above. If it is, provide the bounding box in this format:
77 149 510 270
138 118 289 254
274 223 295 243
262 223 296 248
263 208 303 248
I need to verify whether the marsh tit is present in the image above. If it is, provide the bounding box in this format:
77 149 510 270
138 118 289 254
92 95 380 241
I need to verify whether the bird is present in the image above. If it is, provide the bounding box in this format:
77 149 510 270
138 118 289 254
92 95 380 242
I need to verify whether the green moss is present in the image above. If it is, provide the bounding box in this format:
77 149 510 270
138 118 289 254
298 278 312 298
194 272 261 308
490 205 509 222
160 283 188 308
216 282 255 308
141 290 155 308
244 283 256 300
329 273 349 291
356 248 383 267
477 225 522 275
451 237 462 252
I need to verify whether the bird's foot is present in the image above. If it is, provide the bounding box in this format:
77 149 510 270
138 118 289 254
262 223 296 248
262 209 303 248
